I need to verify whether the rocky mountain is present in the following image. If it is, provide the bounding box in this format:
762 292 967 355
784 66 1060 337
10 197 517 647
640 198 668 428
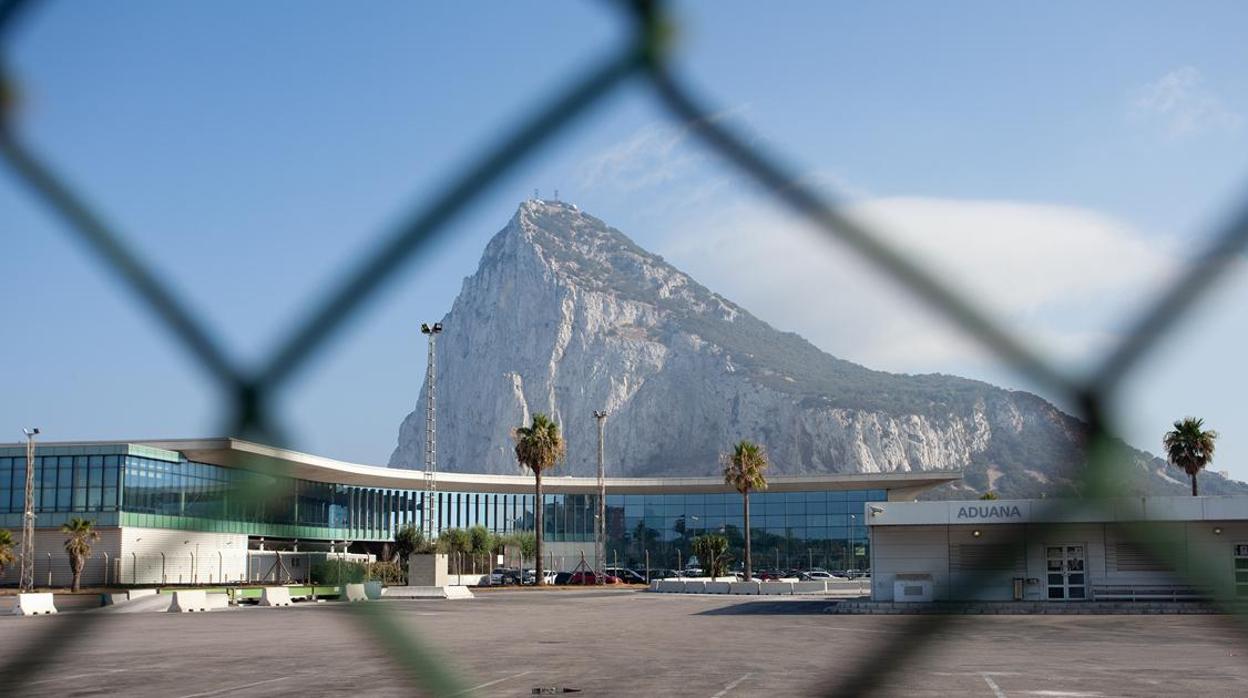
389 200 1246 499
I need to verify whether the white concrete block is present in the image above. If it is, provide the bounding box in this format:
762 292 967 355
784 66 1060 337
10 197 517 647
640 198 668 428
128 589 158 600
655 580 685 594
12 593 58 616
168 590 208 613
760 582 795 595
260 587 293 607
704 582 731 594
444 586 474 600
683 581 707 594
341 583 368 602
729 581 760 595
205 593 230 610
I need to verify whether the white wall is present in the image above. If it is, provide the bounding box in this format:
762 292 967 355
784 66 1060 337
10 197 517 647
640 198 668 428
871 525 949 601
116 527 248 585
0 528 122 588
871 520 1248 601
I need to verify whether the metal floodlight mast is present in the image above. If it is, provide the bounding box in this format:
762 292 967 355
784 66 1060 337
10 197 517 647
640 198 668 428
593 409 608 583
19 427 39 592
420 322 443 539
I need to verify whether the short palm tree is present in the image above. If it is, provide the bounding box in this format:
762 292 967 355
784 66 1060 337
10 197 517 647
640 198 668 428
0 529 16 581
514 413 566 586
1163 417 1218 497
722 440 769 581
62 517 100 592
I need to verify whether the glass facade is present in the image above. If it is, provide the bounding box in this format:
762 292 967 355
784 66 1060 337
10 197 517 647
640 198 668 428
603 490 883 573
0 445 881 571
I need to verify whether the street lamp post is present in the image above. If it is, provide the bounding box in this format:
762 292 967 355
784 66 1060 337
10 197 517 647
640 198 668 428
19 427 39 592
593 410 607 584
849 513 858 574
420 322 442 540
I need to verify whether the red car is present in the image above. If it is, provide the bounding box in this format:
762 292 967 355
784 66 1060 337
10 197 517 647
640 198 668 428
565 571 622 585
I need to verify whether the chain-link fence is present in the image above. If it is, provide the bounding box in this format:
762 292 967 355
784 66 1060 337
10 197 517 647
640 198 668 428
3 0 1248 695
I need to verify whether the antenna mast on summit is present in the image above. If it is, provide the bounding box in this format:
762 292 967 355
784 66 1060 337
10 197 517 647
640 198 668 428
420 322 443 538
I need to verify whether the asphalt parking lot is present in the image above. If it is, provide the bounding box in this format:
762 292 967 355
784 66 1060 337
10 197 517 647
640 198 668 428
2 590 1246 697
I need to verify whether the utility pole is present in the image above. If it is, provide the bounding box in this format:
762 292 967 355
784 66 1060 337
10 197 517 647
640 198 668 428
19 427 39 592
420 323 443 540
593 410 607 583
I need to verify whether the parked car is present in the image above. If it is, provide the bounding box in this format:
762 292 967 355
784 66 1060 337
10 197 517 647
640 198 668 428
753 570 783 581
604 567 647 584
566 571 622 585
553 571 574 585
798 570 845 581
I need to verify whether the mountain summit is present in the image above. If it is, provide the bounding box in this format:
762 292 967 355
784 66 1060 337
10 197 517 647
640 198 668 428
389 200 1242 498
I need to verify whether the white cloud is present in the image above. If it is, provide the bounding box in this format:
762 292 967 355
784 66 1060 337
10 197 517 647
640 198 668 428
1133 66 1242 137
577 106 757 193
660 197 1176 373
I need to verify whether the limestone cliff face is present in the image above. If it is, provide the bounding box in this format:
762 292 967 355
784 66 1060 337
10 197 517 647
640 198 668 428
389 200 1243 499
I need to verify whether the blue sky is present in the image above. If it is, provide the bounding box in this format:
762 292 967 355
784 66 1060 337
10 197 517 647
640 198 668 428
3 2 1247 480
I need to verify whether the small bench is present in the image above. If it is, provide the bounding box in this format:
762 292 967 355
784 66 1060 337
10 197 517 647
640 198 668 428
1091 585 1210 602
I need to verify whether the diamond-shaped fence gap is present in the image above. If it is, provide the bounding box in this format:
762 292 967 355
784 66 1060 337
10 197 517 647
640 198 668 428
1107 267 1248 496
641 64 1080 404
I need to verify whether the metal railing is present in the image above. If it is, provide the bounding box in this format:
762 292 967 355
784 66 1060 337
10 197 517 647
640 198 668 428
3 1 1248 695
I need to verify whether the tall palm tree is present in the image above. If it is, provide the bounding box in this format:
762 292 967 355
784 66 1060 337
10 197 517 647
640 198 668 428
513 413 566 586
1163 417 1219 497
722 440 769 581
62 517 100 592
0 529 15 581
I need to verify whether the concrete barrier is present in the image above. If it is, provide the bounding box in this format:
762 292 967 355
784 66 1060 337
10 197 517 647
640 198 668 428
341 583 368 602
730 581 760 595
793 581 829 594
682 581 707 594
655 580 685 594
204 593 230 610
128 589 158 600
260 587 293 607
364 581 385 600
169 590 208 613
12 593 58 616
704 581 732 594
760 582 795 596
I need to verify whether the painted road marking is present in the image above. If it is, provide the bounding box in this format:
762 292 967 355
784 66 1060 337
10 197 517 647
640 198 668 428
452 670 533 695
981 673 1007 698
176 676 292 698
711 673 753 698
25 669 128 686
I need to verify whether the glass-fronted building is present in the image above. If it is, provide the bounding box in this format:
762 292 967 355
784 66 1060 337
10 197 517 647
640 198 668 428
0 438 959 585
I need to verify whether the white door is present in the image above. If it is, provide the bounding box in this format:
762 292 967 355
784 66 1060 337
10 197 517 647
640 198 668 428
1046 544 1086 600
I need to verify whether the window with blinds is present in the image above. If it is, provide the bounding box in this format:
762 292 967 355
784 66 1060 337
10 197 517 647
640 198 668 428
1111 542 1175 572
952 543 1024 571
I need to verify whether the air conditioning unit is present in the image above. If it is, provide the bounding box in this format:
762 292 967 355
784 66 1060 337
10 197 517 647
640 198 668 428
893 573 934 602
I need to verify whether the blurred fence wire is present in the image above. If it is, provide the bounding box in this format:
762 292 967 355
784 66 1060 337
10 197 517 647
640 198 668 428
3 0 1248 695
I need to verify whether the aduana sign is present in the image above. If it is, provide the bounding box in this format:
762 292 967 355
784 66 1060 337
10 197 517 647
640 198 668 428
955 504 1024 520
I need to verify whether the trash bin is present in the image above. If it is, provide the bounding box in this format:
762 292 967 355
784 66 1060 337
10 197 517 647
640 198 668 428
1012 577 1024 601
